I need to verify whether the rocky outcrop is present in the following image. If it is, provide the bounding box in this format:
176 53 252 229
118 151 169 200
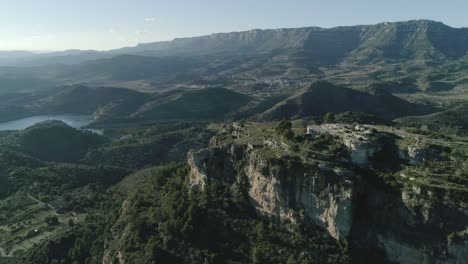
188 143 248 189
344 138 380 165
306 124 383 165
188 140 358 240
307 124 447 167
398 144 445 165
246 155 357 239
187 149 211 189
188 123 467 263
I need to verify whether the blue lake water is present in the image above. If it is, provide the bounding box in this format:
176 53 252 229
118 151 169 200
0 115 94 131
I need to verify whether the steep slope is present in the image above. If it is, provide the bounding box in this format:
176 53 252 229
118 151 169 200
259 82 436 120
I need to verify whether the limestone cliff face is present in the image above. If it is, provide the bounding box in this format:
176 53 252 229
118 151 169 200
188 143 249 188
245 154 357 239
188 142 357 240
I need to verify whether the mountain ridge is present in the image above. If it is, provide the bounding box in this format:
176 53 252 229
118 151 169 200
3 19 467 67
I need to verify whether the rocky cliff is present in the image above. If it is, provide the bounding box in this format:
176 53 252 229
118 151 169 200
188 122 468 263
189 144 357 240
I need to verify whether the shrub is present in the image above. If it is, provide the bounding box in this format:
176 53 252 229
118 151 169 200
323 112 335 124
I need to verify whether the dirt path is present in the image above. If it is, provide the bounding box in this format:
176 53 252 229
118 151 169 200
0 247 15 257
27 194 62 216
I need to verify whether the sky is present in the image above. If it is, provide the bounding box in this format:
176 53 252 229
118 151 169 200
1 0 467 51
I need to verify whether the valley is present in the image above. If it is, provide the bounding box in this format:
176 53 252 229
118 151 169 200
0 18 466 264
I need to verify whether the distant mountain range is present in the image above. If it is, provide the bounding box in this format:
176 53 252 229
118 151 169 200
0 51 37 59
0 19 466 95
2 20 467 67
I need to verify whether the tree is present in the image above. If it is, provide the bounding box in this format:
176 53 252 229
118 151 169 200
276 120 295 140
69 238 85 262
252 245 266 264
323 112 335 124
255 222 266 241
287 255 296 264
276 120 292 131
145 237 161 261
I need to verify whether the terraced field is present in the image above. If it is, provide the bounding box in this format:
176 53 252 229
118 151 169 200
0 191 82 258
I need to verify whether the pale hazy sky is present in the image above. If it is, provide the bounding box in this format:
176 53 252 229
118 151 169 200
1 0 467 51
